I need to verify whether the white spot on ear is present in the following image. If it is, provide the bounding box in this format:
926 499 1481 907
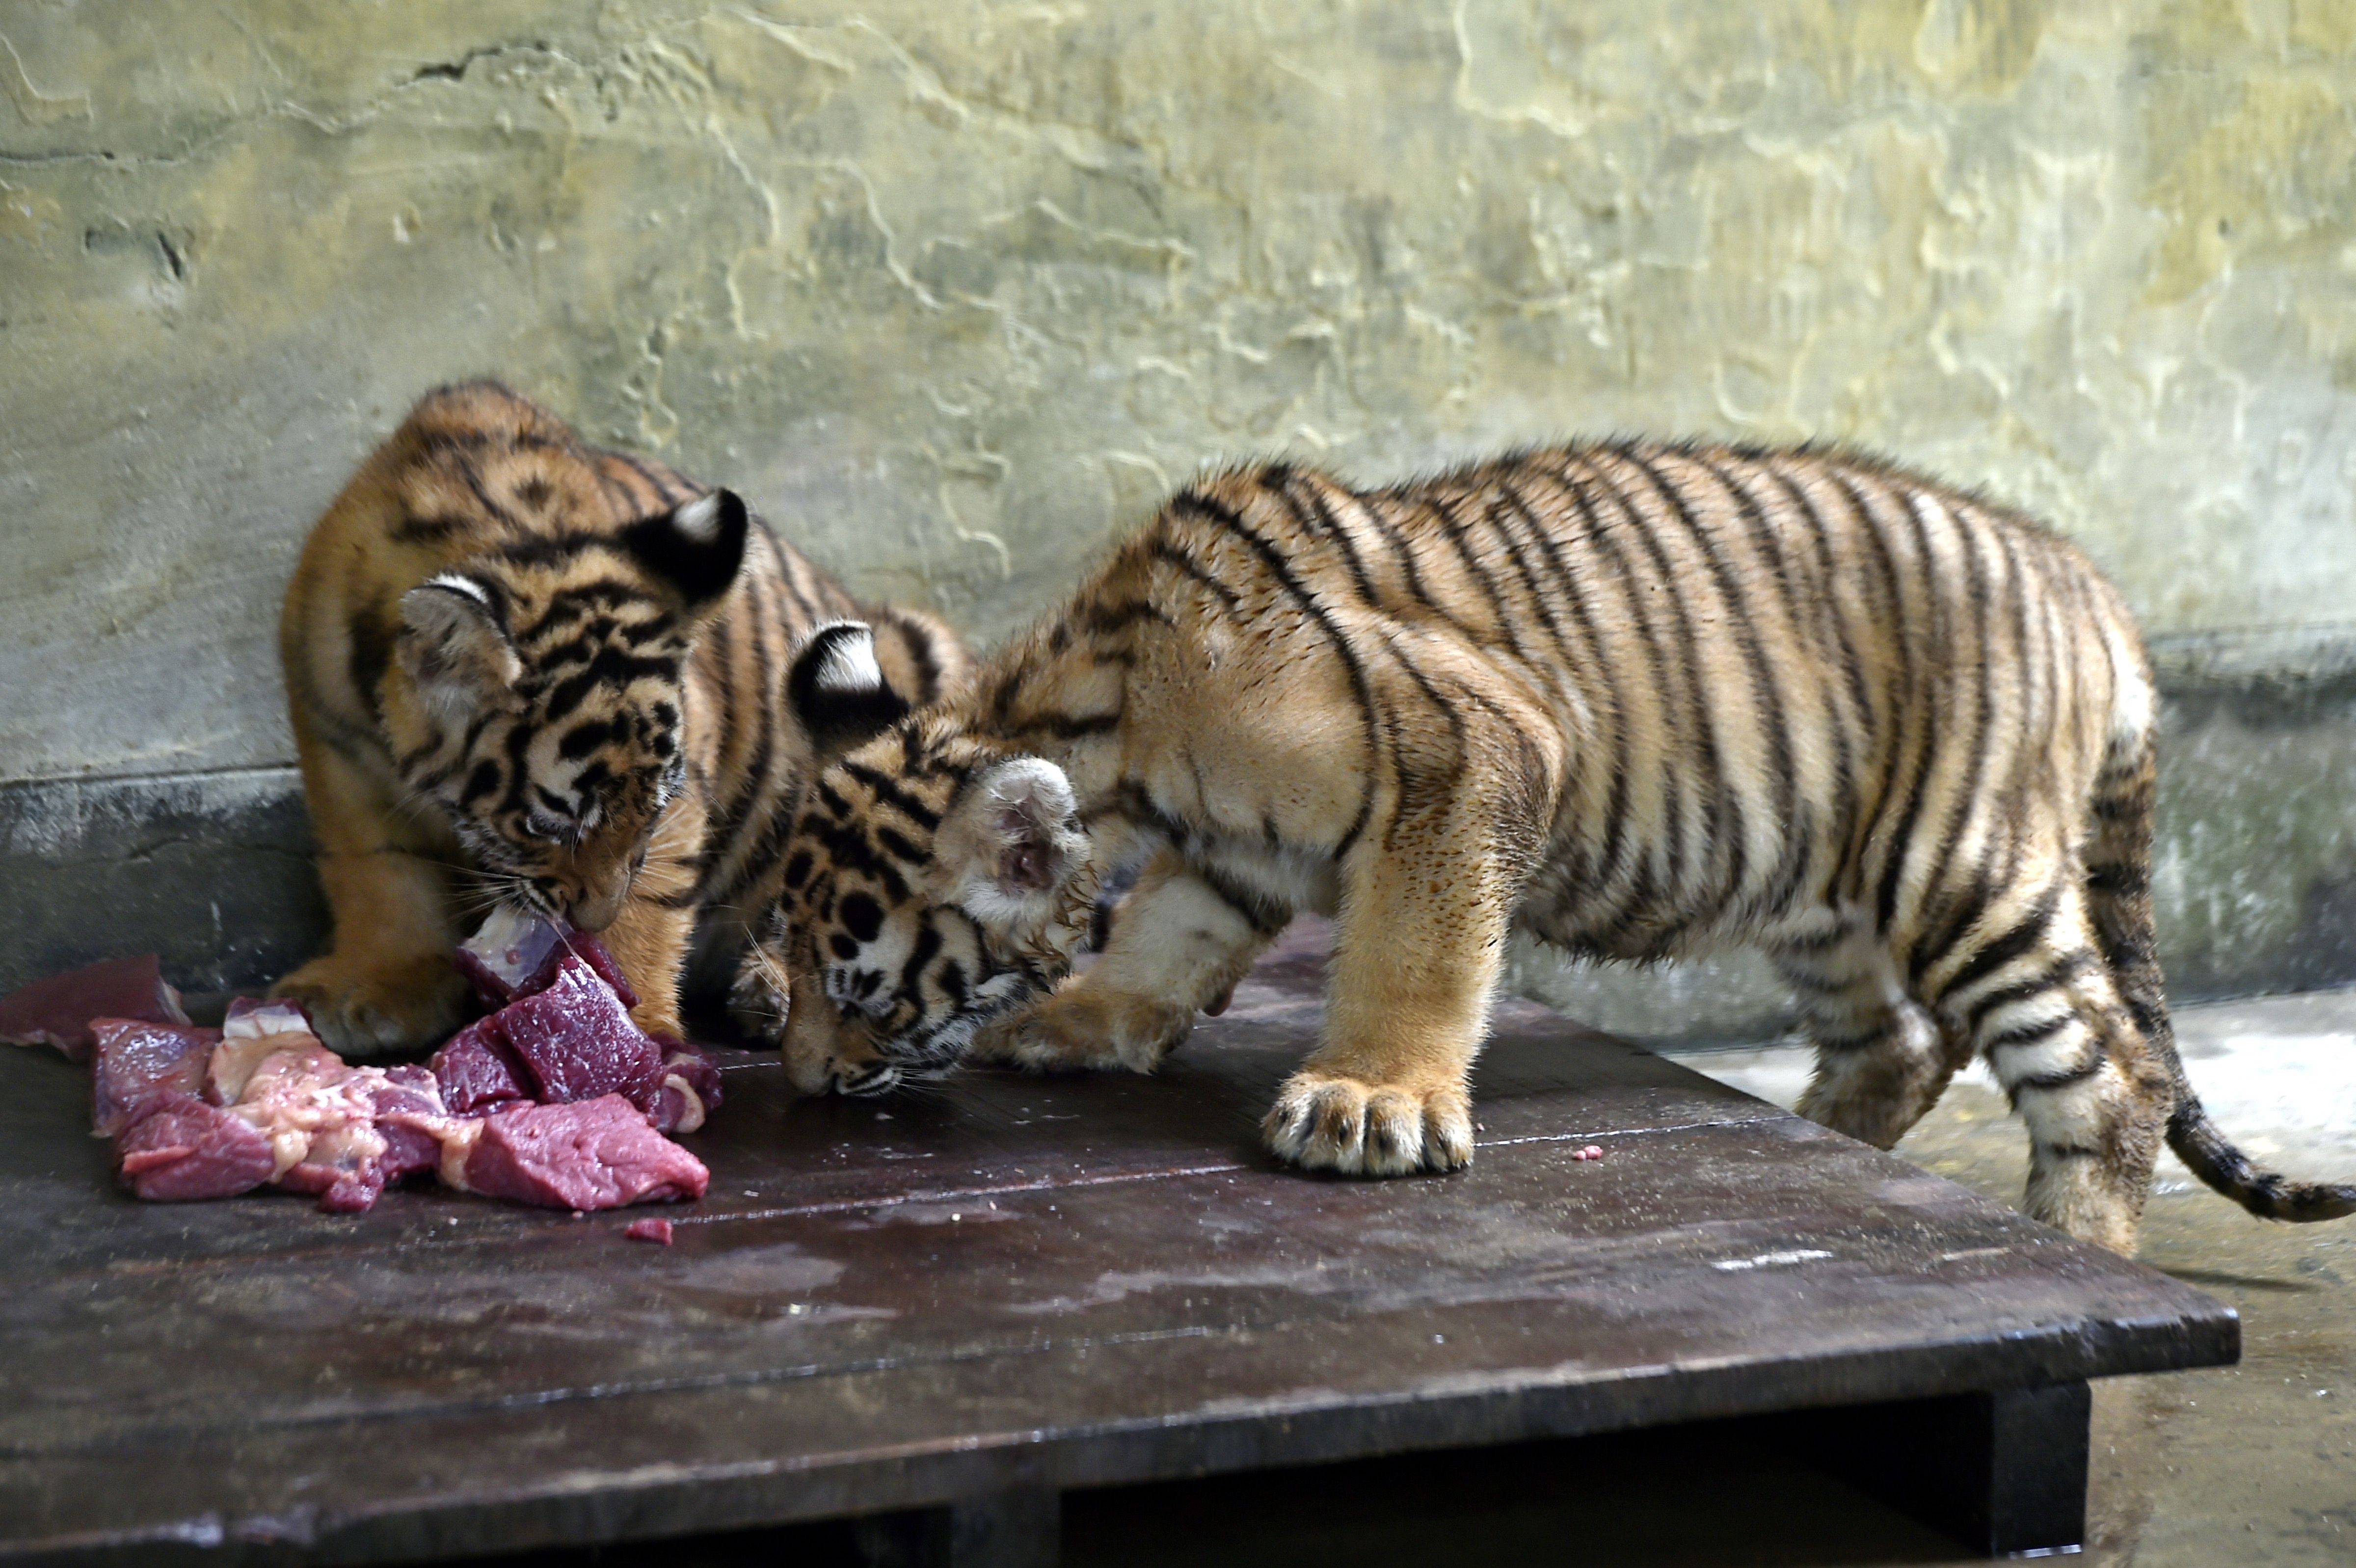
811 622 884 692
948 756 1089 927
673 493 723 543
423 573 493 607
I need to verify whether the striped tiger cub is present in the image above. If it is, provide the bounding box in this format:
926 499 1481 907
755 440 2355 1253
273 381 967 1054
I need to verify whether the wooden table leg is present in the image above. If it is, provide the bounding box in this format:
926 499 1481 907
1818 1382 2091 1557
853 1487 1061 1568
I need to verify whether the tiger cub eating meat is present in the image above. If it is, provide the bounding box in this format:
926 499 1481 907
754 441 2356 1253
275 381 967 1053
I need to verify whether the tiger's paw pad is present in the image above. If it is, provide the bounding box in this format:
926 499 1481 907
1262 1071 1473 1176
270 954 467 1056
968 986 1191 1075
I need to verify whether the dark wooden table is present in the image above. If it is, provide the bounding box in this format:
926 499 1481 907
0 922 2236 1567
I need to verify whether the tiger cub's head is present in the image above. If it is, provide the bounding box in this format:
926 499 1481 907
386 489 750 930
755 720 1097 1095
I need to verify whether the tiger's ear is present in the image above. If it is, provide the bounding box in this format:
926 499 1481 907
397 574 521 718
620 488 749 613
938 757 1090 925
788 621 911 756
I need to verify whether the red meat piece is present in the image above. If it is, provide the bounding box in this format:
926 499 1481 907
459 1096 709 1210
90 1018 220 1137
623 1217 674 1245
271 1067 454 1214
115 1092 276 1201
455 911 637 1010
645 1038 724 1134
453 909 568 1009
493 954 666 1106
429 1016 531 1115
0 956 188 1063
369 1065 455 1188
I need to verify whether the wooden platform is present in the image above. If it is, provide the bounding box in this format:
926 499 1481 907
0 922 2236 1566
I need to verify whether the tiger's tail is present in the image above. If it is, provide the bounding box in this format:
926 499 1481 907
2084 653 2356 1223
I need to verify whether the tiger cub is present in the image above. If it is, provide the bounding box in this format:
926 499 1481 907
752 440 2356 1253
274 381 967 1053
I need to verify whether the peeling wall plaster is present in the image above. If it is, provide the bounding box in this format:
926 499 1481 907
1 2 2354 1004
3 0 2354 784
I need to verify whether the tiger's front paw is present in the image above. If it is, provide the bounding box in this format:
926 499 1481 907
270 952 469 1056
1262 1070 1474 1176
728 947 793 1046
968 983 1193 1074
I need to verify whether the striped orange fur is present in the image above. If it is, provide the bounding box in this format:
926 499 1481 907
273 381 967 1052
753 439 2353 1254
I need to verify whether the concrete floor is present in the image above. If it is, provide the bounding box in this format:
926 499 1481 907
1662 988 2356 1566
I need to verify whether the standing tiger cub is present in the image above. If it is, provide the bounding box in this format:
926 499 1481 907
274 381 967 1053
757 440 2355 1254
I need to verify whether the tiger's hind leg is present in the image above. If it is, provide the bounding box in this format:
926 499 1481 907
1924 873 2173 1254
1771 910 1963 1150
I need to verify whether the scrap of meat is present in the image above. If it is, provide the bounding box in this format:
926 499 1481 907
623 1217 675 1246
646 1044 722 1137
90 1018 220 1138
0 956 189 1063
454 1096 709 1210
115 1092 276 1202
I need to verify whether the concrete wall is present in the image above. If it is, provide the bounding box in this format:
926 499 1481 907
4 1 2354 1012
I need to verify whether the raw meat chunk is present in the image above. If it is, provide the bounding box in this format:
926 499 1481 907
453 908 568 1009
368 1066 455 1188
429 1016 530 1115
458 1096 710 1210
222 1036 385 1180
0 956 188 1063
208 1022 331 1106
90 1018 220 1137
272 1064 453 1212
206 1012 454 1212
67 962 714 1217
115 1092 276 1201
550 930 639 1011
443 913 720 1131
455 911 637 1010
275 1120 396 1213
623 1217 674 1245
494 954 666 1106
645 1039 723 1135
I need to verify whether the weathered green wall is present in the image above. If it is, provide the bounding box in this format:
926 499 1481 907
4 1 2355 1005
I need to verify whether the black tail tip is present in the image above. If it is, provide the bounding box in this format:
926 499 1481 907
2242 1175 2356 1224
